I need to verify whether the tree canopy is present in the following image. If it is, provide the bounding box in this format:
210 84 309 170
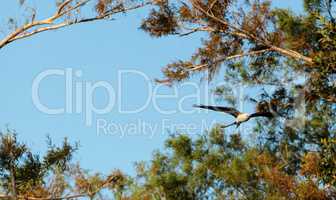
0 0 335 199
136 0 336 198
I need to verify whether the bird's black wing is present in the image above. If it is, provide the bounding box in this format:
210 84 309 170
220 122 237 128
193 105 240 117
249 112 273 119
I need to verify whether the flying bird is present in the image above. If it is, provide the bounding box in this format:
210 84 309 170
194 105 273 128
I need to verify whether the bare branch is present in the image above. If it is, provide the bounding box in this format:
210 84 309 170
188 49 272 71
178 26 213 36
8 22 70 41
0 20 51 48
46 0 91 23
57 0 74 15
0 0 152 49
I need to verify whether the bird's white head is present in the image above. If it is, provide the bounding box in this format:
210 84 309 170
236 113 250 123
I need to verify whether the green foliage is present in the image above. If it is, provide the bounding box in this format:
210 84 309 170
44 137 78 171
320 140 336 186
1 0 336 199
0 131 130 199
141 1 179 37
0 131 77 197
127 130 335 199
135 0 336 199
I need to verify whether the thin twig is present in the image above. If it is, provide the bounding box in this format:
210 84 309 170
188 49 272 71
57 0 74 15
178 26 213 36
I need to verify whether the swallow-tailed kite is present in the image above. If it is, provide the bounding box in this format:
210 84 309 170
194 105 273 128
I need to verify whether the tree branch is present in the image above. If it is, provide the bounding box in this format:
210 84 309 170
0 193 87 200
57 0 74 15
155 48 272 85
9 164 17 200
190 0 314 65
0 0 152 49
188 49 272 71
178 26 213 36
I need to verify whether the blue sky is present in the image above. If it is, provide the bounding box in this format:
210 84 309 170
0 1 302 175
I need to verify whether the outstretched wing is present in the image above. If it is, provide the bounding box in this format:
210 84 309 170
249 112 273 119
220 122 237 128
193 105 240 117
